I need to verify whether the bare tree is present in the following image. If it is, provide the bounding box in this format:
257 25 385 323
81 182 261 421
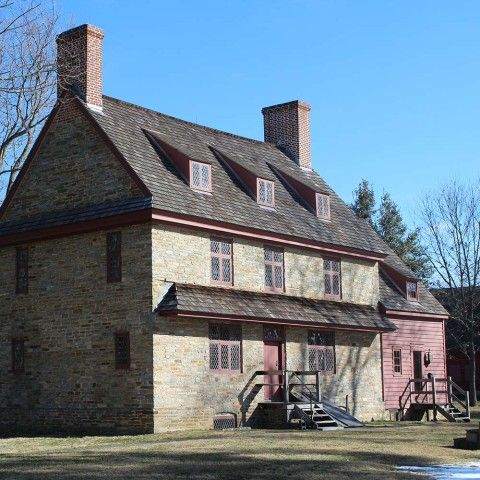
0 0 59 200
420 180 480 405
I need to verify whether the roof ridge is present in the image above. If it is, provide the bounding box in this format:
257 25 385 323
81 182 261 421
102 95 278 148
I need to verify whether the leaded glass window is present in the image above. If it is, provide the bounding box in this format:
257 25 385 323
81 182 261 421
107 232 122 283
264 246 284 291
257 178 275 207
115 332 130 369
16 247 28 294
307 330 335 374
324 258 341 298
210 238 233 285
406 281 418 301
316 193 331 219
209 324 241 372
190 161 211 191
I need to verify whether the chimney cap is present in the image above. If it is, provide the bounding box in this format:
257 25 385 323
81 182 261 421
262 100 311 115
57 24 104 42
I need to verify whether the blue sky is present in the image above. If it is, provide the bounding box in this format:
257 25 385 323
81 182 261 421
59 1 480 225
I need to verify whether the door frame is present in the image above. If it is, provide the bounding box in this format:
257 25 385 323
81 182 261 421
263 326 286 401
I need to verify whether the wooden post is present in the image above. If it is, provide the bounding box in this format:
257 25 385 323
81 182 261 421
466 390 471 419
431 375 437 422
316 371 321 403
346 394 349 415
283 370 289 404
447 376 453 405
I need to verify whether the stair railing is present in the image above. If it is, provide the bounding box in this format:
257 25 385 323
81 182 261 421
447 376 471 419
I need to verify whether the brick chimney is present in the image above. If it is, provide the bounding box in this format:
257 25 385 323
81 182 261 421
56 24 104 110
262 100 312 169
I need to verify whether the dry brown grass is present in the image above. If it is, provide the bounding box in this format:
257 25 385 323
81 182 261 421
0 414 478 479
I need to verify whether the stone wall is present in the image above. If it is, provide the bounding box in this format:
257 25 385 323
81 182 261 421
1 101 143 224
152 225 379 307
152 316 385 432
0 224 154 434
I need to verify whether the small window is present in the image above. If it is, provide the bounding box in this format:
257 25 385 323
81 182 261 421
190 161 211 192
264 246 284 292
16 247 28 294
406 281 418 301
316 193 330 220
11 338 25 373
324 258 341 299
107 232 122 283
115 332 130 369
210 238 233 285
393 348 402 374
209 324 241 373
257 178 275 207
308 331 335 374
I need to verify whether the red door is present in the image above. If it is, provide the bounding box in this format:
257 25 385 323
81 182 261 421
264 341 283 401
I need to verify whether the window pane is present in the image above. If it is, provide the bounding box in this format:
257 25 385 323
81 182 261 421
209 324 220 340
201 164 210 189
274 265 283 289
332 274 340 295
265 264 273 287
318 349 325 371
323 259 331 271
273 250 283 263
231 344 240 371
308 348 317 370
222 258 231 283
325 348 335 372
324 274 332 294
192 162 200 186
264 248 273 261
210 343 219 369
211 257 220 281
259 181 266 203
221 344 229 369
211 239 220 253
331 260 340 272
266 182 273 204
221 242 231 255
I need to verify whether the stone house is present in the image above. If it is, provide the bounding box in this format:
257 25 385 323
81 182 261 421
0 24 449 434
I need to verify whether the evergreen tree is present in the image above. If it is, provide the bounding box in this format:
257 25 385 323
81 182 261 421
351 182 431 282
350 179 375 226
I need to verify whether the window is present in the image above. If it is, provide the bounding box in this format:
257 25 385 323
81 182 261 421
210 238 233 285
257 178 275 207
308 331 335 374
11 338 24 373
115 332 130 369
16 247 28 294
406 281 418 301
316 193 330 220
107 232 122 283
190 161 211 192
264 246 284 291
393 348 402 374
323 258 341 299
209 324 241 373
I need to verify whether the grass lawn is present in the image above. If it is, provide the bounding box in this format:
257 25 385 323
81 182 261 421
0 411 479 479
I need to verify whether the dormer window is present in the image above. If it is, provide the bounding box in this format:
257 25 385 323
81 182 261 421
257 178 274 207
190 161 211 192
406 281 418 301
316 193 330 220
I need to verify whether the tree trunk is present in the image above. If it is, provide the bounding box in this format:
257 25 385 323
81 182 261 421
469 345 477 406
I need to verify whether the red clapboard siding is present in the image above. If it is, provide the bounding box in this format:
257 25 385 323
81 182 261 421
382 317 447 409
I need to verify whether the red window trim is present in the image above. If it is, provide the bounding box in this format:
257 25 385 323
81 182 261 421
264 245 284 292
209 324 242 374
316 193 331 220
392 347 402 376
406 281 419 302
323 257 341 300
257 178 275 207
11 337 25 374
210 237 233 286
190 160 212 192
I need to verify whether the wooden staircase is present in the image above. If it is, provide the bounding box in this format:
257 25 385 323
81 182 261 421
291 403 342 431
400 375 471 423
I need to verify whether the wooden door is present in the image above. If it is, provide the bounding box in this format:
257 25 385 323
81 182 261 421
264 341 283 401
413 350 423 392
